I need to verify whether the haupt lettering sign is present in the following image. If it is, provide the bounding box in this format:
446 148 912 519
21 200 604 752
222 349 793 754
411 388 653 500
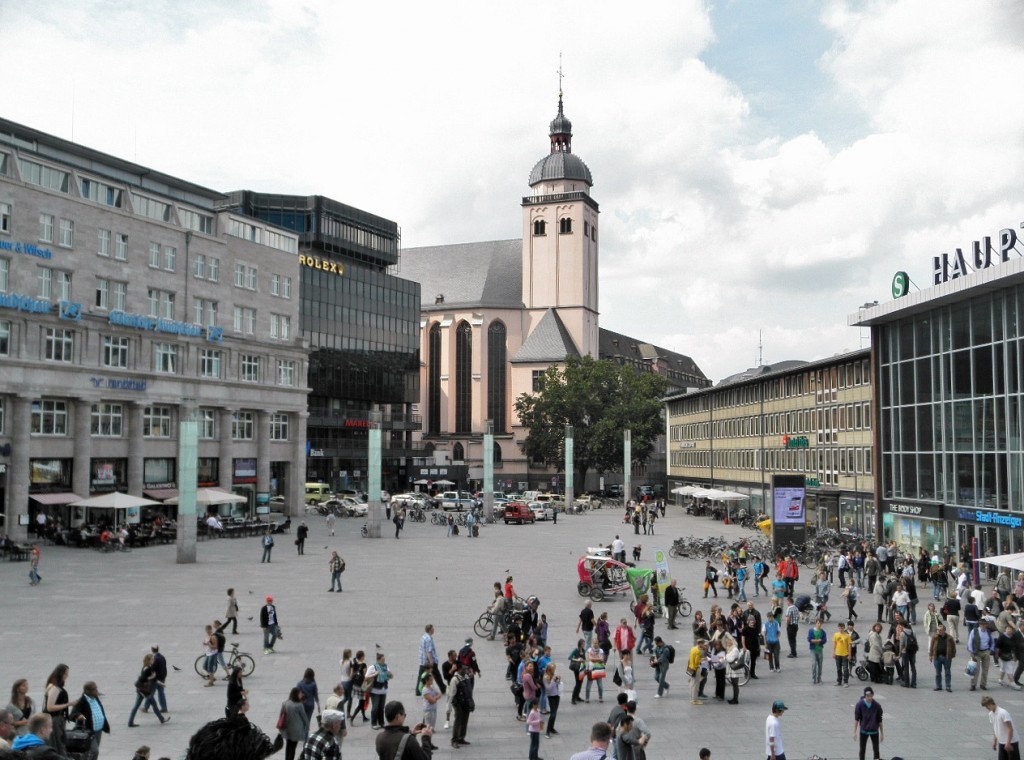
955 507 1024 530
933 227 1021 285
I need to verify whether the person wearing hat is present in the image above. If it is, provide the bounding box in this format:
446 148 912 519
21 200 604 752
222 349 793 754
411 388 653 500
765 700 787 760
260 596 280 655
457 638 481 681
853 687 883 760
298 708 345 760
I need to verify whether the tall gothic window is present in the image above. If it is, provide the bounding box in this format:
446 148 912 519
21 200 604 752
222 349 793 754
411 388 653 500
487 321 507 433
455 321 472 433
428 323 441 434
452 442 465 462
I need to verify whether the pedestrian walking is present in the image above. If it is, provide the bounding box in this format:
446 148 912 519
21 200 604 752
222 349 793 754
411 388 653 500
42 664 70 755
261 530 274 563
225 588 240 634
282 687 309 760
833 621 851 686
127 654 168 726
930 623 955 691
765 700 787 760
807 619 826 685
526 699 543 760
703 561 719 598
982 695 1021 760
69 681 109 760
325 511 336 536
784 598 800 658
261 596 280 654
328 552 344 592
28 545 41 585
853 687 883 760
296 522 308 554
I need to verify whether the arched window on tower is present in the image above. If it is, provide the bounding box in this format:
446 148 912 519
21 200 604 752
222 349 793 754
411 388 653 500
428 323 441 435
533 219 546 236
559 217 573 234
493 442 502 465
455 321 472 433
487 321 507 433
452 442 465 462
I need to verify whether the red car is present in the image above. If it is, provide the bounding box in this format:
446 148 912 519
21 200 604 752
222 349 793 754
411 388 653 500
503 502 535 525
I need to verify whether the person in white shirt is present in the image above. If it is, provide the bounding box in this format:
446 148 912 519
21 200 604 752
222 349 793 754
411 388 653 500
765 700 787 760
982 695 1021 760
611 536 626 563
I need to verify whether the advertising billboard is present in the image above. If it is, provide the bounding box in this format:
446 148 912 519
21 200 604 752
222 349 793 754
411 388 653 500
773 486 806 525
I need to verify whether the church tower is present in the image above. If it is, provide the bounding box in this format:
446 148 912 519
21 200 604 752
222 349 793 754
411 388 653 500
521 92 600 358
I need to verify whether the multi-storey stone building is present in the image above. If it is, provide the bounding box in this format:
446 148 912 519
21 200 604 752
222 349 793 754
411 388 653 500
0 118 309 540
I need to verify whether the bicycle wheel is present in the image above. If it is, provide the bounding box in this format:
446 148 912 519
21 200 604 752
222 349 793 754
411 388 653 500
194 654 207 677
737 664 751 687
360 525 368 538
669 546 680 558
679 600 693 617
234 653 256 677
474 613 494 637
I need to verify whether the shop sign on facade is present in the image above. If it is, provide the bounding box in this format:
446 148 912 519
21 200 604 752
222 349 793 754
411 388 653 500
933 226 1021 285
953 506 1024 530
883 501 943 519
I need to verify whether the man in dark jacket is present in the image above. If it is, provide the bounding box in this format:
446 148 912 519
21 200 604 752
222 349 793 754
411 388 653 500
665 581 681 629
375 701 432 760
151 645 169 713
70 681 110 760
296 522 309 554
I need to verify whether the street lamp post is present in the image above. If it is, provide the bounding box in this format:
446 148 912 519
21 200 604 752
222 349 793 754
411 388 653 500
565 425 574 511
484 420 494 524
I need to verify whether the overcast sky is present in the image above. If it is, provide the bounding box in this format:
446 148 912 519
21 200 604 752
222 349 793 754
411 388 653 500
3 0 1022 382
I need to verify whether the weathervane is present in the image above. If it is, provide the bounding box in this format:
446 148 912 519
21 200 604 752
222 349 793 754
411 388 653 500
557 52 564 98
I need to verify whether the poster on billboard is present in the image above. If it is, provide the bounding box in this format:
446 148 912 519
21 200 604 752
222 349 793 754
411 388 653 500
773 486 806 525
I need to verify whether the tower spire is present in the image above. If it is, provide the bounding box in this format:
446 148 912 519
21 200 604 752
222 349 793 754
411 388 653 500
549 53 572 154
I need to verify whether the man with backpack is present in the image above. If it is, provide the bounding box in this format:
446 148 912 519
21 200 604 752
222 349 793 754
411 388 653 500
652 636 674 699
899 623 919 688
753 557 769 597
447 665 474 748
457 639 481 682
704 561 719 598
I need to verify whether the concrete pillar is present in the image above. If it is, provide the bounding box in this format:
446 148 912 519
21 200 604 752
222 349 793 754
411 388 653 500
291 412 308 518
8 395 33 542
127 402 144 495
256 410 270 498
367 411 383 538
72 399 92 498
218 409 235 492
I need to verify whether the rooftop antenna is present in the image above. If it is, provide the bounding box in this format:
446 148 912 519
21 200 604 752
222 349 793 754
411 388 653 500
756 330 763 368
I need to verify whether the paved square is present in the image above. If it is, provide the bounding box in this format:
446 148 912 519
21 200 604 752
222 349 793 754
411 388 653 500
2 506 1014 759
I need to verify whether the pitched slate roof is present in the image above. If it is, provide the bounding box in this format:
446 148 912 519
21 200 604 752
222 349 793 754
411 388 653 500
512 309 580 363
399 239 523 310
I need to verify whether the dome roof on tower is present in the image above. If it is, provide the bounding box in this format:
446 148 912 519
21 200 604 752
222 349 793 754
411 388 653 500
549 110 572 135
528 152 593 186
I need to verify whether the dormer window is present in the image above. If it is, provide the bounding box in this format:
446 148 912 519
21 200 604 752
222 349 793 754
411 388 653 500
559 218 573 234
533 219 546 236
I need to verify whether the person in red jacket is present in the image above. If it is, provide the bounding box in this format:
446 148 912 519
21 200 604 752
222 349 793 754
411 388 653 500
613 619 636 655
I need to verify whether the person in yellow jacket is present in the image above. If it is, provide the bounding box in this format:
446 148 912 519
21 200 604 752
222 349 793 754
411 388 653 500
688 640 708 705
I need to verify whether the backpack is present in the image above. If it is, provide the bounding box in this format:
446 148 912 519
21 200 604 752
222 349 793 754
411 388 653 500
905 632 918 656
338 557 346 573
458 647 474 668
666 644 676 664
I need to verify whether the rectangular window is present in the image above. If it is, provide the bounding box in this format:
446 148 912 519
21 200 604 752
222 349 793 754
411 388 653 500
143 405 173 438
207 257 220 282
0 397 4 433
164 245 176 272
112 281 126 311
149 242 161 268
233 306 256 335
31 399 68 435
95 278 109 309
19 159 70 193
532 369 545 392
131 193 172 222
55 270 71 301
270 314 291 340
277 359 295 386
198 408 217 439
90 403 124 437
0 320 10 356
115 233 128 261
0 202 10 234
199 348 221 378
0 258 7 292
282 276 292 299
232 410 255 440
240 354 260 383
246 265 257 290
80 178 124 207
148 289 175 319
97 228 110 256
193 253 205 278
103 335 129 368
39 213 54 242
180 208 214 235
44 327 73 362
153 342 178 373
234 263 245 287
269 413 289 441
193 298 218 327
271 273 280 296
59 218 74 247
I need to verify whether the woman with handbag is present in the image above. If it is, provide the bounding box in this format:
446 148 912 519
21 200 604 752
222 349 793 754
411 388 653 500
226 666 246 718
520 662 539 720
43 664 71 754
723 635 742 704
280 687 308 760
739 615 761 680
127 654 167 726
347 651 368 724
584 641 606 703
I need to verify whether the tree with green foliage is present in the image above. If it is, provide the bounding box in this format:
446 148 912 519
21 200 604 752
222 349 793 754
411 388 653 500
513 355 668 489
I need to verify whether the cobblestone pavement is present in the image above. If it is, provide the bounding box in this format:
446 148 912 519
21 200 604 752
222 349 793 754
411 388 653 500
2 505 1012 759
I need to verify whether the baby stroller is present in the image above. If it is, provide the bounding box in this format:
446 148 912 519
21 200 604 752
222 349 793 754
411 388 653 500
795 594 821 624
853 652 870 681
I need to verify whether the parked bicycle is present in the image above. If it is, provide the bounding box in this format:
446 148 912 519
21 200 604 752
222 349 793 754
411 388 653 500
194 641 255 678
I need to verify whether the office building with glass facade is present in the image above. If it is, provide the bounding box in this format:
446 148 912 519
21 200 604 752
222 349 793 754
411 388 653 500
854 225 1024 559
219 192 421 494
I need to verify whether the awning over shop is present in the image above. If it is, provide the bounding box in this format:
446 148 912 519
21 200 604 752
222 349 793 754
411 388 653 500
30 492 84 505
143 489 179 501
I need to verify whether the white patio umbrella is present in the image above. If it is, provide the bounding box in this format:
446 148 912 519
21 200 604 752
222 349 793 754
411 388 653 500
413 479 431 485
978 552 1024 573
164 488 247 506
671 485 701 495
70 492 163 509
434 479 455 486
